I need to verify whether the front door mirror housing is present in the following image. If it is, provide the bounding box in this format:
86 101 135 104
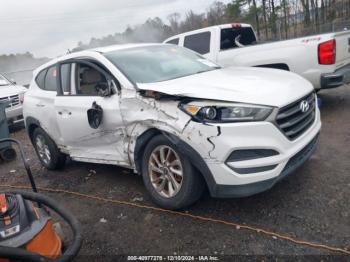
87 102 103 129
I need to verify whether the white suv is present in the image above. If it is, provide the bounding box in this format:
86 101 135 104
24 44 321 209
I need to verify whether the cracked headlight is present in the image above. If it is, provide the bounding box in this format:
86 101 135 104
180 103 273 123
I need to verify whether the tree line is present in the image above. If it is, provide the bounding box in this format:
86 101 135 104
73 0 350 51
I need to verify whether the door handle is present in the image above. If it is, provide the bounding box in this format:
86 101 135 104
36 103 45 107
58 110 72 116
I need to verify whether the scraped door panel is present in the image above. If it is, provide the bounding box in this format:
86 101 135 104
54 95 129 166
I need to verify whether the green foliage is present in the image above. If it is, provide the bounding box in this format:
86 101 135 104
226 0 247 20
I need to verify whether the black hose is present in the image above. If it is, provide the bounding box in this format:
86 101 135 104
0 246 49 262
0 138 38 193
0 190 82 262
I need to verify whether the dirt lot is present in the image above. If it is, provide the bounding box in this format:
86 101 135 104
1 86 349 261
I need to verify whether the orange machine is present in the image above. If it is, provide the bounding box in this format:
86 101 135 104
0 193 61 261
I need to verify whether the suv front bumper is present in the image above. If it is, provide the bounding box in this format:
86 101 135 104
181 107 321 198
212 133 319 197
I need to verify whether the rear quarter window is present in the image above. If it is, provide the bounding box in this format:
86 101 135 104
184 32 211 54
44 66 58 91
35 69 47 90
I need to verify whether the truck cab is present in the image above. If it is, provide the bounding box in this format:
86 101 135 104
165 23 350 90
165 24 257 62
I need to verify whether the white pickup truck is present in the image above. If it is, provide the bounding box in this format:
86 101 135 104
164 23 350 90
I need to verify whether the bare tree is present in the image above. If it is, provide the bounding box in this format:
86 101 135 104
270 0 278 39
167 13 181 34
207 1 227 25
300 0 311 26
281 0 289 38
181 10 205 32
262 0 269 38
252 0 260 37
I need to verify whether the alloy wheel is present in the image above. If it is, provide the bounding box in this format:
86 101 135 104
148 145 183 198
35 134 51 165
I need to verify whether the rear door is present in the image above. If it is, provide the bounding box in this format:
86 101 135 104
183 31 216 61
29 66 61 140
54 59 129 166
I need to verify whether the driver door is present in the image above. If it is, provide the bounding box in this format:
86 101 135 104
54 60 129 166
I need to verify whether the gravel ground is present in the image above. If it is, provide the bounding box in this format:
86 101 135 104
0 86 349 261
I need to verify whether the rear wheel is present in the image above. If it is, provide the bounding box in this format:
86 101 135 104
32 128 66 170
142 135 205 210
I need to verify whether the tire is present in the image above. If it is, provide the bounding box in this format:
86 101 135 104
142 134 205 210
0 147 17 162
32 128 66 170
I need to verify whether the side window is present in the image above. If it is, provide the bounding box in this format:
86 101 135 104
35 69 47 90
76 63 108 96
60 64 71 93
184 32 211 54
44 66 58 91
166 38 179 45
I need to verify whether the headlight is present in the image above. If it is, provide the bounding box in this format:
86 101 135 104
180 102 273 123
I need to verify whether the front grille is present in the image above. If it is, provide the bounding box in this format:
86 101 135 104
0 94 19 108
282 133 319 174
276 92 316 140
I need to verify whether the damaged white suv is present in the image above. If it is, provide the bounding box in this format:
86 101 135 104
24 44 321 209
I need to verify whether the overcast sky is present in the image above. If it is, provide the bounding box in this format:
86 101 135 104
0 0 231 58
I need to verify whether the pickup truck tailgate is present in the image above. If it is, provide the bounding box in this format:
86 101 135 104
335 30 350 67
321 30 350 89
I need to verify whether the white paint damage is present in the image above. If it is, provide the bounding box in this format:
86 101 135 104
118 88 220 169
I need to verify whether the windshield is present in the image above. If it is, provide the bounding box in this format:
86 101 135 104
104 45 220 84
0 74 10 86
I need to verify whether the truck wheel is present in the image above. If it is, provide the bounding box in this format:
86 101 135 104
32 128 66 170
142 135 205 210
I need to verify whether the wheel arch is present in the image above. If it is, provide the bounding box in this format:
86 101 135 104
134 128 162 174
25 117 41 141
254 63 290 71
134 128 217 196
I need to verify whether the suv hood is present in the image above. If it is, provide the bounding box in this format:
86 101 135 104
137 67 314 107
0 85 27 97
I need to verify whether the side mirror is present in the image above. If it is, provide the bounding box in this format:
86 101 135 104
87 102 103 129
95 78 115 97
95 82 111 97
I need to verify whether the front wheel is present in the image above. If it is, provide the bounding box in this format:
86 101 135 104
142 135 205 210
32 128 66 170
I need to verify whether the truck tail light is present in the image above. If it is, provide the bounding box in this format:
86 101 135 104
318 40 336 65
